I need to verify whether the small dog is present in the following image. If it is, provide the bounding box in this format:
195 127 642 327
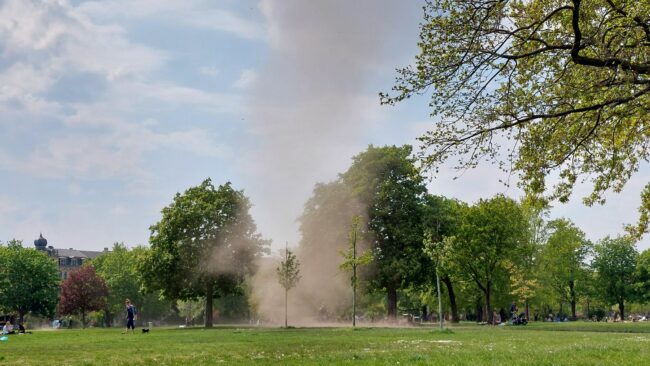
142 328 150 333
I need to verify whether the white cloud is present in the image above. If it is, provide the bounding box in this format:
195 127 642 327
0 0 239 183
78 0 263 40
232 69 257 89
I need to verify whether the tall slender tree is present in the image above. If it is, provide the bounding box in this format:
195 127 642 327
277 244 301 328
340 215 373 327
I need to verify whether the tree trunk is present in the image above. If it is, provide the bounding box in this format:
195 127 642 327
485 281 493 324
422 305 428 322
81 310 86 329
284 288 288 328
387 286 398 320
442 275 459 323
619 301 625 321
18 311 25 326
569 280 577 320
205 281 214 328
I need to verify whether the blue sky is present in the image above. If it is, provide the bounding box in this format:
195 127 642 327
0 0 648 251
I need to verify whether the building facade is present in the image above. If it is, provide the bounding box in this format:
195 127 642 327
33 234 108 279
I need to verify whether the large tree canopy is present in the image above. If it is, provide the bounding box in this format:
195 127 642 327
341 145 430 319
592 235 638 320
446 195 529 323
539 219 592 319
0 240 59 324
381 0 650 237
140 179 268 328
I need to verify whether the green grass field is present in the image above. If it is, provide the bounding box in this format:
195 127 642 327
4 322 650 365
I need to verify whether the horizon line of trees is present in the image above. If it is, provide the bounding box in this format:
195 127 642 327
1 145 650 327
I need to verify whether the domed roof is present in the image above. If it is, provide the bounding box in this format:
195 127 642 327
34 233 48 247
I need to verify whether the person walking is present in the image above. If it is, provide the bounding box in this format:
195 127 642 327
123 299 137 334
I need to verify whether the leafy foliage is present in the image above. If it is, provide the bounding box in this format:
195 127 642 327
592 236 639 319
92 243 172 325
277 249 301 292
339 216 373 287
58 266 108 328
277 248 301 328
382 0 650 237
340 215 373 326
538 219 592 319
635 249 650 304
140 179 268 327
0 240 59 323
341 145 430 318
445 195 529 322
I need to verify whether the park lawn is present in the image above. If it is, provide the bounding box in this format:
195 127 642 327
3 323 649 365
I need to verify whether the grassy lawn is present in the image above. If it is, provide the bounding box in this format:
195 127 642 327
3 322 650 365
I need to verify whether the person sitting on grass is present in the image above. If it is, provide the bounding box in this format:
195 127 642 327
2 321 15 335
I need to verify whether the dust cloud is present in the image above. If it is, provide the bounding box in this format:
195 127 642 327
242 1 421 325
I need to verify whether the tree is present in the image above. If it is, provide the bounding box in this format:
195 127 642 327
341 145 430 319
446 195 528 324
92 243 172 326
381 0 650 237
422 195 466 323
634 249 650 304
0 240 59 324
276 245 301 328
592 236 638 320
511 202 548 320
58 266 108 328
340 215 373 327
539 219 592 319
140 179 268 328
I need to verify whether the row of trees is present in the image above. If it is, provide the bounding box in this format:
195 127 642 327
2 146 649 327
296 145 650 324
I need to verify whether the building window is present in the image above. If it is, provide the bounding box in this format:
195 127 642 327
63 272 67 279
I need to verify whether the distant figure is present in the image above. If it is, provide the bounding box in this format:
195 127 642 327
2 321 14 335
18 323 31 334
123 299 137 334
510 302 518 319
492 310 501 325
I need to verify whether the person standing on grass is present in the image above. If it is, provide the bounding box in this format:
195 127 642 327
123 299 137 334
